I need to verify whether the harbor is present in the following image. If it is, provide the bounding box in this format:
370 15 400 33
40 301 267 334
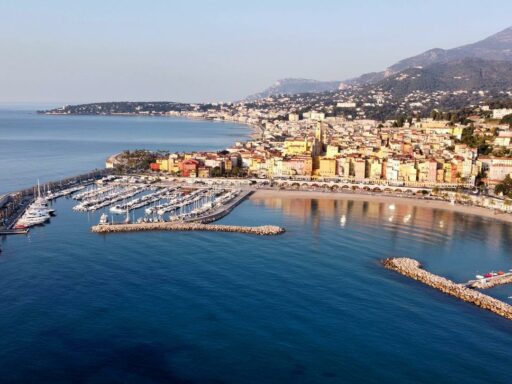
383 258 512 321
0 170 110 233
1 171 282 238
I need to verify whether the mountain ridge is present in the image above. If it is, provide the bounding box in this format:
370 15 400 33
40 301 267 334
246 26 512 98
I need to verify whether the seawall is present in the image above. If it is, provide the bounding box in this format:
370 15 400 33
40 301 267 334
383 257 512 321
92 222 285 236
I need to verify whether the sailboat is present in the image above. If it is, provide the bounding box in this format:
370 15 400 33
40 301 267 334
124 208 131 224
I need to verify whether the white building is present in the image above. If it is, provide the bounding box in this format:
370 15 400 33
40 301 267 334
492 108 512 119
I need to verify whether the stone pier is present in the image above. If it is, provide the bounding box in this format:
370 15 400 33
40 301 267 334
92 222 285 236
383 257 512 321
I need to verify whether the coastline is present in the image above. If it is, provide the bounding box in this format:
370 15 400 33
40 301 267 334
42 111 262 140
251 189 512 224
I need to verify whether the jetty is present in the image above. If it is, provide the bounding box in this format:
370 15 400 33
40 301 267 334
0 228 30 235
91 222 285 236
187 190 253 224
465 272 512 289
383 257 512 321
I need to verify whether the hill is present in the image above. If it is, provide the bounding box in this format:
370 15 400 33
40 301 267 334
245 78 341 100
350 26 512 86
363 58 512 98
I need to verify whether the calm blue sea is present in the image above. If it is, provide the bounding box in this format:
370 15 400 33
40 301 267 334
1 109 512 383
0 108 247 194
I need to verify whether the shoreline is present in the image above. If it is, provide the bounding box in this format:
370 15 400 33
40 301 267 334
41 111 262 139
251 189 512 224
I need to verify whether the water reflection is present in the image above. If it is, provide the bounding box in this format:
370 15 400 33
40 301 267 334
250 195 512 251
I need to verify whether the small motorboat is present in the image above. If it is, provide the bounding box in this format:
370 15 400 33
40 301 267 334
475 275 485 280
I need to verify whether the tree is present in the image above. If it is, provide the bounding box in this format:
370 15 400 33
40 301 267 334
500 113 512 126
495 175 512 197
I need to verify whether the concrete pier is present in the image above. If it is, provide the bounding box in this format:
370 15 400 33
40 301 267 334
91 222 285 236
383 257 512 321
186 190 253 224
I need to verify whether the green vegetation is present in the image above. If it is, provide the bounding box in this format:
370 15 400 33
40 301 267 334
117 150 159 172
495 175 512 197
457 126 492 155
500 113 512 126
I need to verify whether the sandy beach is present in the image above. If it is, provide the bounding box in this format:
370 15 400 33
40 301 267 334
251 189 512 224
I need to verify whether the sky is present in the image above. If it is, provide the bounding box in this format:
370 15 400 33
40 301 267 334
1 0 512 105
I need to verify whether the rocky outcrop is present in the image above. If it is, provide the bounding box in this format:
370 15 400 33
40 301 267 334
383 257 512 321
92 222 285 236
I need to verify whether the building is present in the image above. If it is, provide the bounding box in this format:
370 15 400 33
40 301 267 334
480 157 512 183
492 108 512 120
288 113 300 122
318 158 337 177
353 159 367 180
283 138 312 156
336 157 351 178
179 159 200 177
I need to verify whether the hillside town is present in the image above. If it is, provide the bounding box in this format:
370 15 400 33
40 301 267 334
106 103 512 197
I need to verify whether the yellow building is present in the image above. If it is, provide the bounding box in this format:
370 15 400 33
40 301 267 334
198 167 210 178
452 126 464 140
443 162 452 183
368 158 383 180
167 156 180 174
283 138 311 156
399 163 417 182
318 157 337 177
156 159 169 172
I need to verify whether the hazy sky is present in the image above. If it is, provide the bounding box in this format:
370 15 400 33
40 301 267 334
1 0 512 104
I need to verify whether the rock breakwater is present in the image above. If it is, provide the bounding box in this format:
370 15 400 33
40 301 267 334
92 222 285 236
383 257 512 321
467 274 512 289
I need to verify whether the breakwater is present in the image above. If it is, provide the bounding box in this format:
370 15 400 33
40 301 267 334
91 222 285 236
383 257 512 321
466 273 512 289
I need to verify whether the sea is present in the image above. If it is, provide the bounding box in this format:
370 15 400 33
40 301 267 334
1 107 512 384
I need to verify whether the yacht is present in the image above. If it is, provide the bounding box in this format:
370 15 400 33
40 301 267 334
99 213 109 225
109 205 126 214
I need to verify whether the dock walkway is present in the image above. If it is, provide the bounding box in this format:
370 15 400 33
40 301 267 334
186 190 253 224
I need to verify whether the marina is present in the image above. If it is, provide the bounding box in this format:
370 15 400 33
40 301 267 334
2 170 270 236
0 170 110 232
